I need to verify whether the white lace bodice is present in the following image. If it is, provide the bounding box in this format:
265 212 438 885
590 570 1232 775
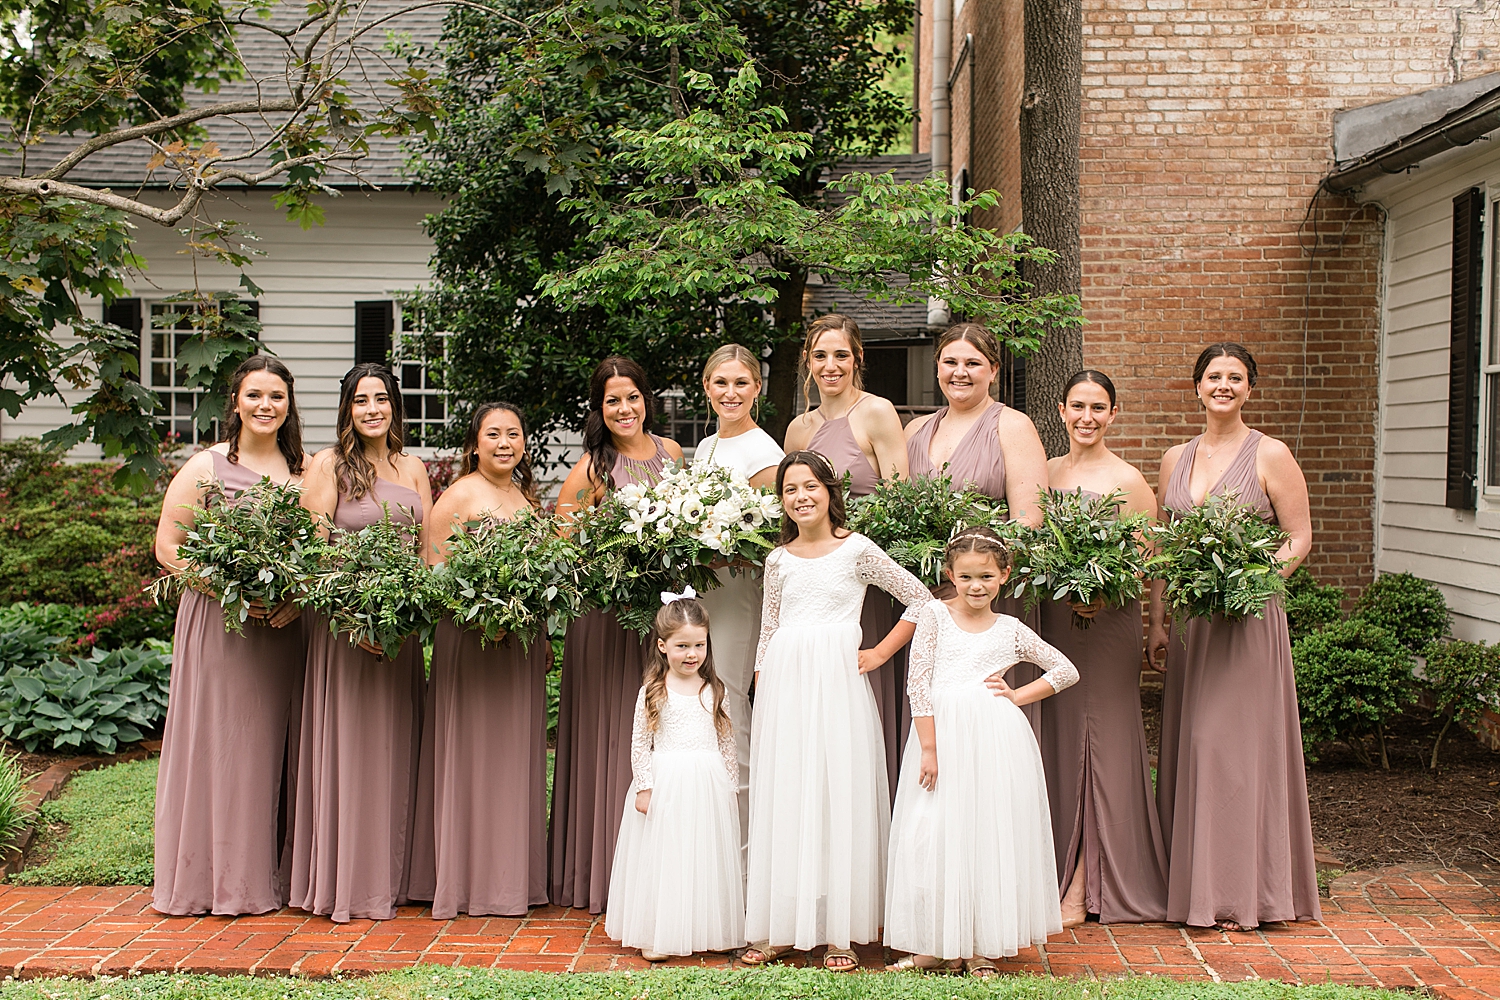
629 686 738 790
906 600 1079 717
754 533 932 673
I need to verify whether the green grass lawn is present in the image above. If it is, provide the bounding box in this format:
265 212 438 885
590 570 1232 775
0 968 1413 1000
8 757 155 885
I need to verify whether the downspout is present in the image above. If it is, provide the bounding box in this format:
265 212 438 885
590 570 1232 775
927 0 952 328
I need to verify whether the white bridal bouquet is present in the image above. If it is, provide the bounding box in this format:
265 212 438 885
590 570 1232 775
574 461 782 632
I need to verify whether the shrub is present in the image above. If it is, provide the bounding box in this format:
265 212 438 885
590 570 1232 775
1284 566 1347 643
1422 638 1500 769
0 640 172 753
1354 571 1450 653
8 757 156 885
1293 618 1415 768
0 751 25 855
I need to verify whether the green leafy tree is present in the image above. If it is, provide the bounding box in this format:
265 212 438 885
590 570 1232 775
1421 638 1500 770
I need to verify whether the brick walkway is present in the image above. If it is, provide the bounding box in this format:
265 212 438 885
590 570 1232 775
1 867 1497 995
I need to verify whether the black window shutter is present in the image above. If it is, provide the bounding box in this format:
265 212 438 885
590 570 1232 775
1447 188 1484 510
104 298 143 382
354 301 393 365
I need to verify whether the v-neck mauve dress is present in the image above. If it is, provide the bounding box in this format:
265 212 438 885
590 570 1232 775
548 436 670 913
1158 431 1320 928
153 451 306 916
1037 490 1168 923
907 400 1044 739
288 476 426 922
807 398 909 798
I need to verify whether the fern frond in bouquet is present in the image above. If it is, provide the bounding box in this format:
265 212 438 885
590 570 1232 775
307 506 437 658
431 507 589 648
1154 491 1289 623
847 474 1013 587
1012 488 1157 628
146 478 328 634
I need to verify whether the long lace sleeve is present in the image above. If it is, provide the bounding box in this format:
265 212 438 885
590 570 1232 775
754 549 784 674
906 602 941 717
853 534 933 621
717 701 740 788
629 688 655 790
1011 620 1079 692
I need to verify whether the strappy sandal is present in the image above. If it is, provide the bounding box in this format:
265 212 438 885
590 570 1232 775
887 955 962 973
966 957 999 978
823 947 859 972
739 942 792 966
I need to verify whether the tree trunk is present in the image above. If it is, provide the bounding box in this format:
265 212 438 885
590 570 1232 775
1019 0 1082 457
762 266 809 445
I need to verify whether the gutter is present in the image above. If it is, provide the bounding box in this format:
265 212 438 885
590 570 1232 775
1327 89 1500 193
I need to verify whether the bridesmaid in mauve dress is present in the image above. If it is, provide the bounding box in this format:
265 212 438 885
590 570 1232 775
904 323 1049 733
783 314 911 797
408 403 551 918
1037 370 1168 927
153 356 308 916
290 363 433 922
550 356 685 913
1146 342 1320 931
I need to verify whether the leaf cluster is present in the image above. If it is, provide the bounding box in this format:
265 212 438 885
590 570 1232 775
149 477 328 634
0 750 24 853
1420 637 1500 769
1153 493 1288 622
430 507 589 647
0 639 172 753
1011 489 1156 627
1284 566 1348 644
1291 619 1415 767
307 507 438 659
847 474 1011 588
1354 571 1450 653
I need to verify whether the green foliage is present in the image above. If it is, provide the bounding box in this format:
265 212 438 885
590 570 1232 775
431 508 589 647
1284 566 1347 644
0 603 88 672
308 510 438 659
150 477 328 634
1012 489 1156 627
1154 493 1288 623
0 750 25 855
1355 572 1450 653
0 640 171 754
1292 619 1415 768
847 474 1012 588
8 758 156 886
1421 638 1500 769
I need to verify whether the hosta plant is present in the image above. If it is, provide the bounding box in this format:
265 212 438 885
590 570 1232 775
431 507 590 648
307 507 437 659
148 478 328 634
1154 492 1288 623
847 474 1014 588
0 640 172 754
1013 488 1157 628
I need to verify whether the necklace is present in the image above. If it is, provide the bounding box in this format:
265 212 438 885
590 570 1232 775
1200 430 1246 461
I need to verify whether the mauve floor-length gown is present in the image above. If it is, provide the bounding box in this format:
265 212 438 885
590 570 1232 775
408 618 551 917
288 477 426 922
153 452 305 916
547 437 670 913
1157 430 1321 928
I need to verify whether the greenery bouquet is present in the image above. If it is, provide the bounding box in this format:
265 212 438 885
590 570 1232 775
1013 488 1157 628
1153 491 1288 623
573 461 781 633
306 506 437 659
847 474 1013 588
430 507 590 648
147 478 327 634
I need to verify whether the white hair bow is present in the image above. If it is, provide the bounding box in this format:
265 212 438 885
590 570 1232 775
660 585 697 605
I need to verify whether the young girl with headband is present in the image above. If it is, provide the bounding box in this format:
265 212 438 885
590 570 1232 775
605 588 743 962
885 527 1079 976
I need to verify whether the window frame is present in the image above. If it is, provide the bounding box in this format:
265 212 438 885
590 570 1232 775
142 297 260 446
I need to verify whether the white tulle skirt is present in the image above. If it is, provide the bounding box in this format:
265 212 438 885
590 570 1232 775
605 748 744 955
884 683 1061 960
746 622 890 950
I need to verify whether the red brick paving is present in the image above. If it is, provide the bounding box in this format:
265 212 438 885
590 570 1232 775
0 867 1497 994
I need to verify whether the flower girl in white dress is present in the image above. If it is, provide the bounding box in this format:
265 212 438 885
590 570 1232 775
885 527 1079 976
605 590 743 960
742 451 933 972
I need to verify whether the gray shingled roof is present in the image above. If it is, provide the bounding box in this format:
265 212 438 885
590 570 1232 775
16 0 443 189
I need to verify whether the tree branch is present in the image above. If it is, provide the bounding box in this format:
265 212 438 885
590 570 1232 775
0 175 206 225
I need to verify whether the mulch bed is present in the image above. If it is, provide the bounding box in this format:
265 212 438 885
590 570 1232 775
1140 686 1500 874
3 746 83 782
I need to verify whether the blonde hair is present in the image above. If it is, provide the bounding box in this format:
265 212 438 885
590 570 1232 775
642 598 731 738
800 313 864 411
702 344 764 421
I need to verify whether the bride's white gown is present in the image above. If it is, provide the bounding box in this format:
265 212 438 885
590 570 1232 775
885 599 1078 960
745 533 932 951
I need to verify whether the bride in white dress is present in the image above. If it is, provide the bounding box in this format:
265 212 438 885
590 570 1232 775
885 527 1078 975
742 451 932 972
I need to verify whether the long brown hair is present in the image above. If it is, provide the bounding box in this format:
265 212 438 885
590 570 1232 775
1193 342 1258 387
459 402 539 507
583 356 657 492
944 524 1013 573
222 355 304 475
775 450 848 545
800 313 864 412
641 597 731 738
333 363 406 499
